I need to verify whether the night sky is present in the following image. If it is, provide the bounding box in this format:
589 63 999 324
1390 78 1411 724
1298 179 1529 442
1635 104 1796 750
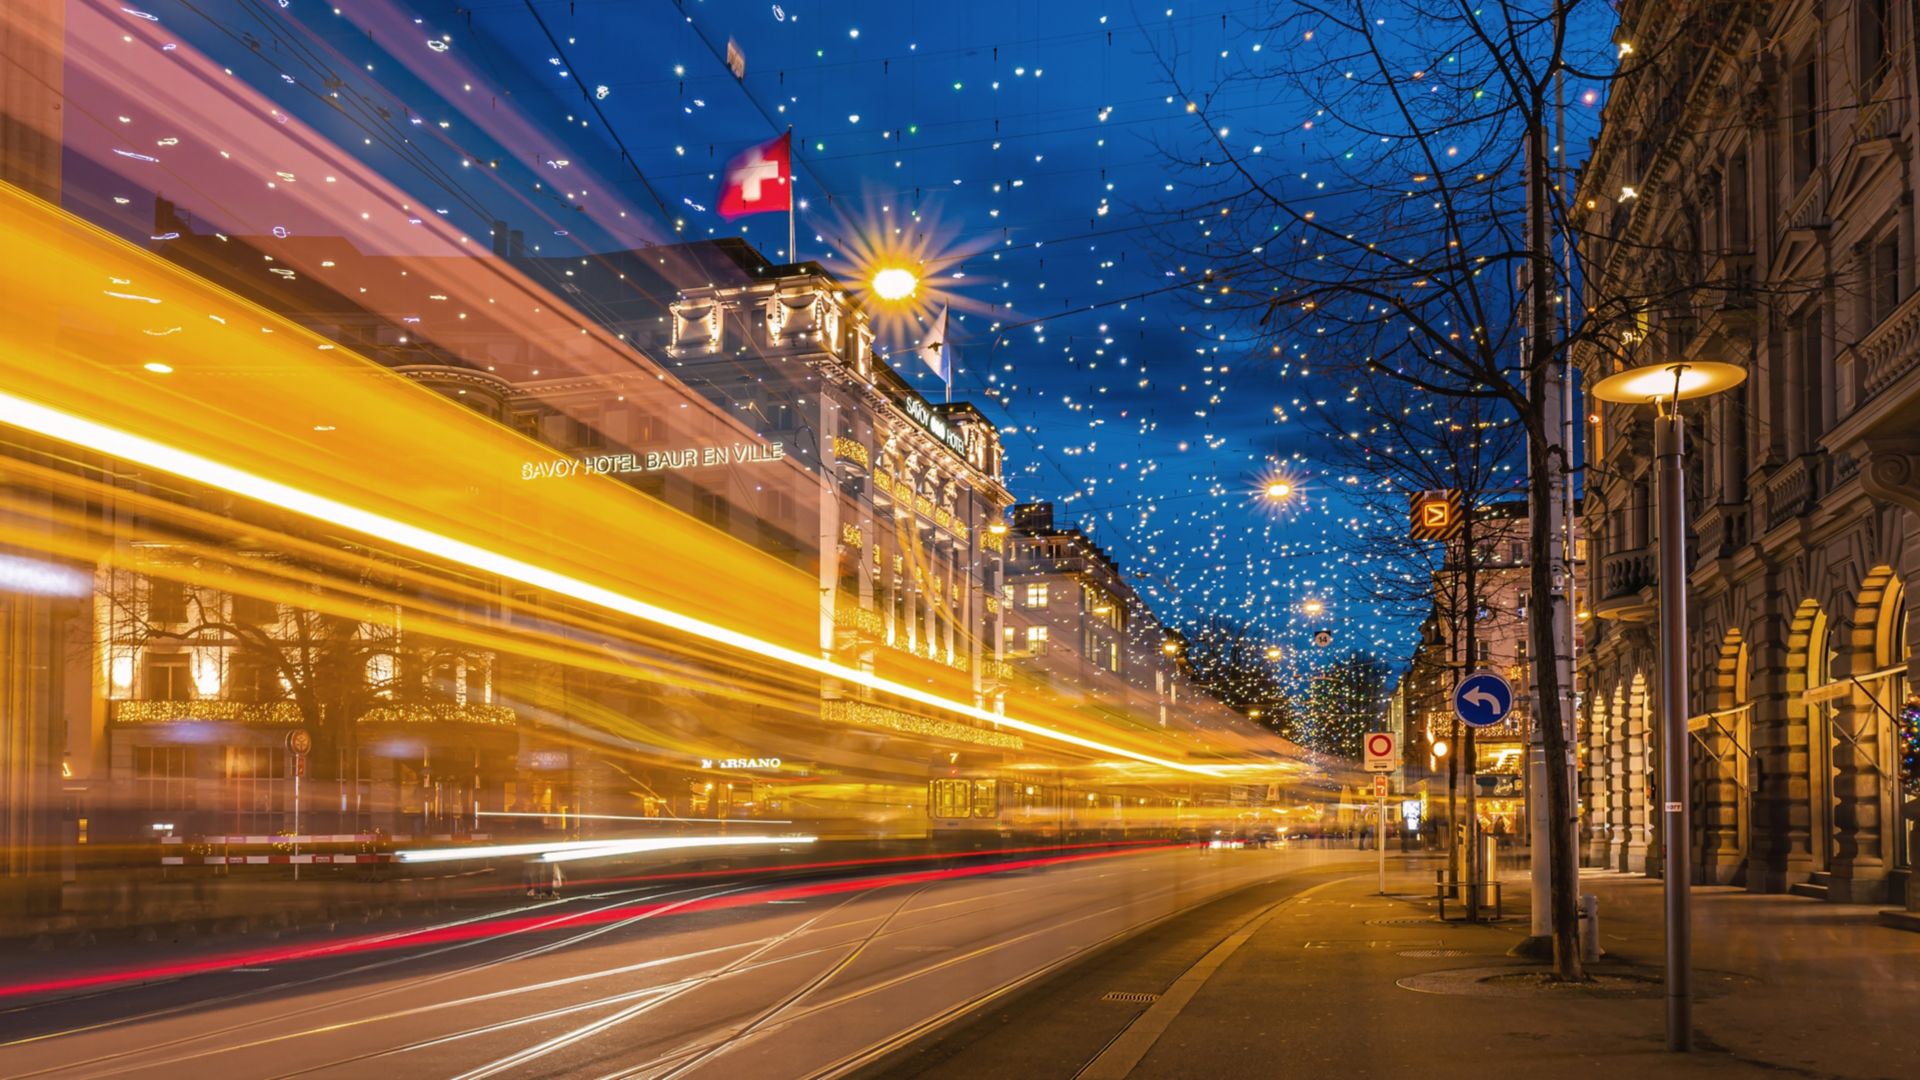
97 1 1611 677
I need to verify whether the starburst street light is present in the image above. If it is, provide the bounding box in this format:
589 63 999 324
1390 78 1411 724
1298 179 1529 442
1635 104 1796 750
870 266 918 302
1265 645 1283 661
834 198 990 347
1301 598 1325 617
1254 468 1303 516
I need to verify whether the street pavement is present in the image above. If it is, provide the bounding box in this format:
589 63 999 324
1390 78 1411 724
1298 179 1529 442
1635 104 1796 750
862 856 1920 1080
0 844 1369 1079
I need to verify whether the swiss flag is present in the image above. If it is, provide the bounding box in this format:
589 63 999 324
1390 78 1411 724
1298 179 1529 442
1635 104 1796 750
717 133 791 220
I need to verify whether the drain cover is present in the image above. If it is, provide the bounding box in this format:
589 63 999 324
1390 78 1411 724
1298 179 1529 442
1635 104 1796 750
1398 948 1470 958
1101 991 1160 1004
1366 918 1444 927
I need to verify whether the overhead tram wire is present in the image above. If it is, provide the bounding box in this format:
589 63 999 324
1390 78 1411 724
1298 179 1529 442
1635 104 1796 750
522 0 677 226
176 0 688 367
184 0 812 464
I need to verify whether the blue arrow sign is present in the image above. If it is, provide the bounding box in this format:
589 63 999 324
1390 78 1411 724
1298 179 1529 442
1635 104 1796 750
1453 670 1515 728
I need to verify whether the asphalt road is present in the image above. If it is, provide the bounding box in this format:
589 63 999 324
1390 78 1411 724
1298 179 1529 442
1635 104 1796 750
0 844 1371 1080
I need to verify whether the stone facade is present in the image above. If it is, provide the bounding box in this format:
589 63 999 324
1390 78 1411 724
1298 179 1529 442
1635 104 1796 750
1577 0 1920 907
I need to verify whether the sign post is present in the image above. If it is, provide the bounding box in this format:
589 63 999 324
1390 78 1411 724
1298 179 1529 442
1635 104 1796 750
1452 671 1514 915
1373 774 1391 894
1364 734 1397 895
288 730 312 881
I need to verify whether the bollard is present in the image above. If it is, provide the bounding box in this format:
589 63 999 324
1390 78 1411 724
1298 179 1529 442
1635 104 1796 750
1482 836 1499 909
1581 892 1600 962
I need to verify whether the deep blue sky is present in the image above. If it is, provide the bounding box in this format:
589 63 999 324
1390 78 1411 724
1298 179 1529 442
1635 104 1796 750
120 0 1613 673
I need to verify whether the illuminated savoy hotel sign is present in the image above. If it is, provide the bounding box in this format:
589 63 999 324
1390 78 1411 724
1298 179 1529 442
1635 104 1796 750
522 440 785 481
903 398 968 458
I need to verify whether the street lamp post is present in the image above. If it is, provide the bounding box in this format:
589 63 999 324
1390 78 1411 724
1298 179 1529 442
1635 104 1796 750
1591 360 1745 1053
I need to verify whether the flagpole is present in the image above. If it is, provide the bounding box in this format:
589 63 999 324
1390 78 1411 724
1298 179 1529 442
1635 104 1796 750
786 126 796 266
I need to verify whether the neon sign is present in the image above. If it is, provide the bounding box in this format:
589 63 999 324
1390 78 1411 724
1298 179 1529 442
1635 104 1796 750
522 440 785 481
903 398 968 458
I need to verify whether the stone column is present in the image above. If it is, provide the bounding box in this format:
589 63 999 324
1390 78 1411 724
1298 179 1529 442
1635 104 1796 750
1608 679 1631 871
1622 668 1651 873
1585 691 1612 866
1829 586 1893 904
1746 568 1813 891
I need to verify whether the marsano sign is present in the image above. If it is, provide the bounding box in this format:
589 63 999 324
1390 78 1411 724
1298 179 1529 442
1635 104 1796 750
701 756 783 770
522 440 785 481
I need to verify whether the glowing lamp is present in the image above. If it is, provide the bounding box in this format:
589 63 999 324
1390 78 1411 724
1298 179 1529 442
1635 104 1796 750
988 522 1009 535
871 266 918 301
1264 480 1293 500
1589 361 1745 406
1302 599 1325 616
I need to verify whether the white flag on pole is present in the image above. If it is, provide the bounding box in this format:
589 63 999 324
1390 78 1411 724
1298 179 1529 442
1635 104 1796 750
920 305 952 384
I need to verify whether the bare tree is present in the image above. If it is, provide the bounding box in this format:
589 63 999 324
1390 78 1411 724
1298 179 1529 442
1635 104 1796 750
1143 0 1786 978
1185 612 1293 719
101 549 490 813
1320 375 1526 912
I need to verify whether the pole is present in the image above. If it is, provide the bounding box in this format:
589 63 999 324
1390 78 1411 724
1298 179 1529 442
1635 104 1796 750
1554 39 1584 966
293 770 301 882
787 126 797 265
1656 410 1693 1052
1446 540 1461 899
1378 793 1388 894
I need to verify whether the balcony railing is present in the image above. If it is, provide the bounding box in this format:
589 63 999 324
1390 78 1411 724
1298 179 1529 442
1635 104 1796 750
1599 548 1656 601
1692 503 1749 561
1858 286 1920 400
1760 454 1821 532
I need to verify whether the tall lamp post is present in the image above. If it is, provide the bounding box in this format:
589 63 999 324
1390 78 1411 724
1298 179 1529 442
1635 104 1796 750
1590 360 1745 1053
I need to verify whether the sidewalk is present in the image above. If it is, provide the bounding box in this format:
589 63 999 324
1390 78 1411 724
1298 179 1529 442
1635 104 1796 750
862 855 1920 1079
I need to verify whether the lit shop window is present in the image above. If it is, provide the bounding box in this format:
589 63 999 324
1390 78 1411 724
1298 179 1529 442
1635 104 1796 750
1027 626 1050 655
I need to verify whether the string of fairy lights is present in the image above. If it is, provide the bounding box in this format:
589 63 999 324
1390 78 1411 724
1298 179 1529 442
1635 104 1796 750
78 0 1623 725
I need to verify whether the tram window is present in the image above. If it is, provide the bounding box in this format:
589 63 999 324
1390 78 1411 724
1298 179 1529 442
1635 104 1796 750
971 779 999 818
929 779 971 819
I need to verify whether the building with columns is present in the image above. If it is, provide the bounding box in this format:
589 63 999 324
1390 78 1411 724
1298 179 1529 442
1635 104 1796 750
1576 0 1920 914
664 256 1016 712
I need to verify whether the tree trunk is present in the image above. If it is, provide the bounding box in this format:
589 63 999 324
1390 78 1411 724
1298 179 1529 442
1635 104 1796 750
1526 112 1586 981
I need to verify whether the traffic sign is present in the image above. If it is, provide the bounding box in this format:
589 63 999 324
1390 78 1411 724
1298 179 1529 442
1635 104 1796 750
1410 490 1464 541
1363 731 1397 772
1373 775 1390 797
1453 669 1516 728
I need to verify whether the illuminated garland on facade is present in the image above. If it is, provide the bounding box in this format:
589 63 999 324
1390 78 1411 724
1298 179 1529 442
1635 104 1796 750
113 700 302 725
360 703 517 726
833 604 885 639
831 435 870 470
821 698 1022 750
110 700 517 727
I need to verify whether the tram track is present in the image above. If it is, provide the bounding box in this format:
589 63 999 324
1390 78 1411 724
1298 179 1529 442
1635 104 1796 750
0 849 1362 1080
0 880 749 1078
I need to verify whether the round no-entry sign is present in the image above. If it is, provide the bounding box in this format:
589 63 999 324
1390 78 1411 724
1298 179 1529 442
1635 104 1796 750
1363 731 1397 771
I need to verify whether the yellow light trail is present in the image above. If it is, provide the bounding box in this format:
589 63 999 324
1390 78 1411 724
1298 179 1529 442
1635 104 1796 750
0 387 1224 777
